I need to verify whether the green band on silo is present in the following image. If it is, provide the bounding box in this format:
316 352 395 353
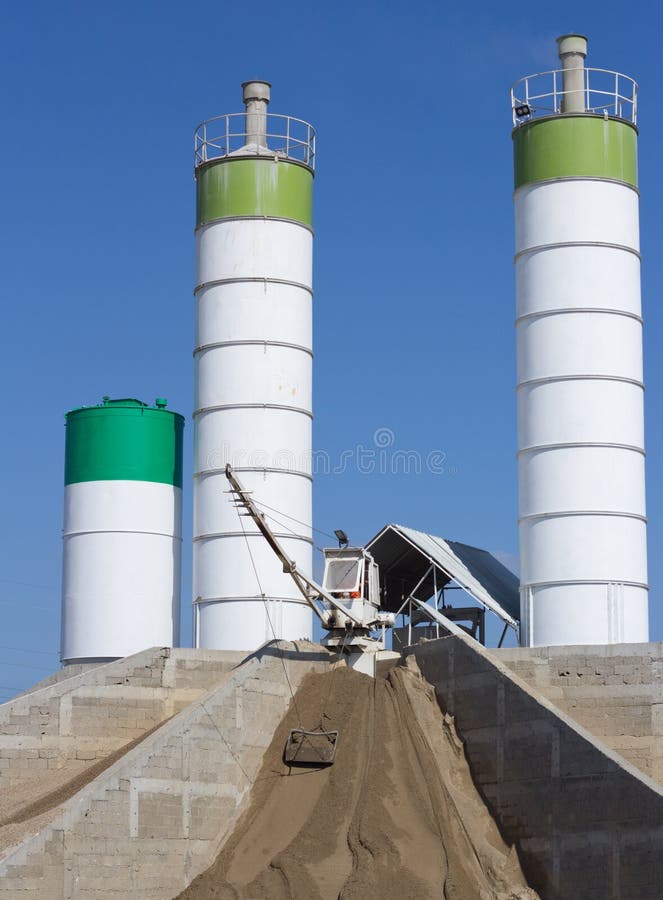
65 400 185 487
513 116 638 189
196 158 313 228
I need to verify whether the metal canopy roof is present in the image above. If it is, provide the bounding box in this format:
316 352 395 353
366 524 520 628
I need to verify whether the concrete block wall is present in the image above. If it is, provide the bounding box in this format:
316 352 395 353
496 643 663 785
0 647 247 788
16 663 104 698
0 641 329 898
411 635 663 900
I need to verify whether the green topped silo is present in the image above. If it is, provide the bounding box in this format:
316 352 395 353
511 36 647 646
61 397 184 664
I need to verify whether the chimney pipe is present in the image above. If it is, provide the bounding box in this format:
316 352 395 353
557 34 588 114
242 80 271 148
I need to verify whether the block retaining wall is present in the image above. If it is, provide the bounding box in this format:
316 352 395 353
0 641 329 898
0 648 247 786
496 643 663 785
411 636 663 900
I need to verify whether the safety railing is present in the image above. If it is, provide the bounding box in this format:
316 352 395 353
194 113 316 169
510 68 637 127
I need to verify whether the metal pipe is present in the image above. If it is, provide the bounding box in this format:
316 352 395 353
557 34 588 113
242 80 271 147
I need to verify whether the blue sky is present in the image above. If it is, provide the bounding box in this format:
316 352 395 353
1 0 662 696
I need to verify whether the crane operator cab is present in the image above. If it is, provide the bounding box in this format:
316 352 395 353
321 547 383 637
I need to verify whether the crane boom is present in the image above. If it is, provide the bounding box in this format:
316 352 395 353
225 464 368 629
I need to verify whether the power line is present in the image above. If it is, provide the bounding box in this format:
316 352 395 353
0 599 56 612
0 578 55 591
0 646 59 656
0 660 53 671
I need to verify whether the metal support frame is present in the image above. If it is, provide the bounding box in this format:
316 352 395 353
380 528 519 635
388 548 515 647
408 597 468 639
392 564 434 619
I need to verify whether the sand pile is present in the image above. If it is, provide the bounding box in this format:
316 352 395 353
178 662 538 900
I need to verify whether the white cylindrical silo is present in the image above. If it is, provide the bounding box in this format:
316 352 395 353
512 36 648 645
193 82 315 650
61 397 184 663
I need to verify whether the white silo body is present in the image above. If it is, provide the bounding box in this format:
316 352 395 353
193 82 315 650
512 36 648 645
61 397 184 664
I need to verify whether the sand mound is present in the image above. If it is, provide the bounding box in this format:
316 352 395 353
178 663 538 900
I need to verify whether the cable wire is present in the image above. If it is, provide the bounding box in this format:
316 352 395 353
251 501 328 555
246 503 352 733
230 484 352 756
250 499 337 541
199 706 252 782
235 505 304 729
319 628 349 729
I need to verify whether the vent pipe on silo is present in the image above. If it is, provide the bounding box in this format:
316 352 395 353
242 80 271 148
557 34 588 113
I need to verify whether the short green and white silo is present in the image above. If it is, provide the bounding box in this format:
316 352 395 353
61 397 185 664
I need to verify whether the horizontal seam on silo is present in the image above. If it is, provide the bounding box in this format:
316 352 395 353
194 277 313 296
192 595 312 606
515 308 643 325
514 241 641 261
519 579 649 590
517 442 645 456
63 529 183 540
513 177 640 198
193 531 313 545
194 467 313 481
193 340 313 357
193 403 313 418
518 510 647 523
195 216 314 235
516 375 644 390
